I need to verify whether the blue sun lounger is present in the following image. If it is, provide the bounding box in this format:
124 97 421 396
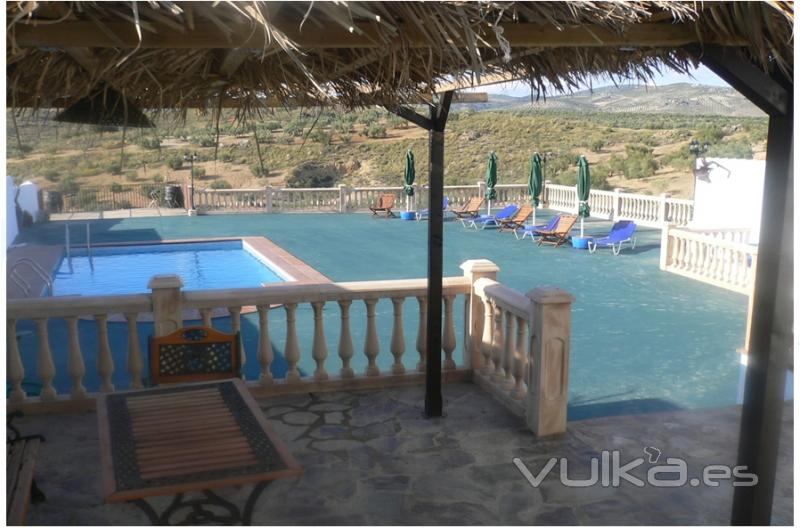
416 197 449 221
514 215 561 240
464 204 519 229
588 220 637 255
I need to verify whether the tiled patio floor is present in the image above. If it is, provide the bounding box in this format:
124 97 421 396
17 382 793 525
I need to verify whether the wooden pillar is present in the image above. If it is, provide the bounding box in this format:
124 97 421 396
386 91 453 417
732 108 793 525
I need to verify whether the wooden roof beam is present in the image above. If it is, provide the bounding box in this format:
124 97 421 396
11 21 748 50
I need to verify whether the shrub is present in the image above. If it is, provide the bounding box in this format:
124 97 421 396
250 164 269 177
707 140 754 159
124 170 138 182
153 174 165 184
43 170 60 182
58 176 79 194
110 182 124 193
363 123 387 139
620 144 658 179
260 121 281 131
287 162 342 188
106 161 123 175
309 129 332 146
137 136 161 149
167 154 183 170
284 120 305 137
191 167 206 179
694 124 725 145
590 139 605 153
191 133 217 148
210 179 232 189
116 200 133 209
279 133 295 144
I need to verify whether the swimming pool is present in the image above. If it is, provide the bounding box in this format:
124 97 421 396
54 240 288 296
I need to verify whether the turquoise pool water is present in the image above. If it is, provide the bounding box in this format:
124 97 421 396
14 212 750 417
54 240 286 295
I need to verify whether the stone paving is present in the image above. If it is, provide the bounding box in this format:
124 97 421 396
17 382 793 525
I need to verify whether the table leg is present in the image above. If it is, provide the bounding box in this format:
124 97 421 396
130 482 271 526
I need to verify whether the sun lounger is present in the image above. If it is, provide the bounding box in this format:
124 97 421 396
535 214 577 247
452 197 485 221
588 220 637 255
416 197 449 221
465 204 520 230
514 215 560 240
499 204 533 232
369 194 397 217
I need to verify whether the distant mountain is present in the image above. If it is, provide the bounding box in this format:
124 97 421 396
463 83 764 117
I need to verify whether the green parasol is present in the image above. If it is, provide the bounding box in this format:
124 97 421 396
529 152 543 225
403 149 415 211
577 155 591 237
485 151 498 214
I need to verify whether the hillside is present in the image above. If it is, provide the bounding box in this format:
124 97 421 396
7 83 768 204
470 83 765 117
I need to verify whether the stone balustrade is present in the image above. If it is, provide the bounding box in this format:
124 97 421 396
7 259 574 435
660 225 758 295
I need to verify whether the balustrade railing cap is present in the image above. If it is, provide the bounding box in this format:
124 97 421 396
526 286 575 304
147 274 184 289
460 259 500 274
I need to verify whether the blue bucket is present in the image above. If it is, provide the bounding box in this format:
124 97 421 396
572 236 592 249
400 211 416 221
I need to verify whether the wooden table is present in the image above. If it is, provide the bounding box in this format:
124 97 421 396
97 379 302 525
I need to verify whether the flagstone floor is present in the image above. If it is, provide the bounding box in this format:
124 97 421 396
18 382 793 525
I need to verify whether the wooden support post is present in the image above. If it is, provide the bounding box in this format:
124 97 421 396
731 107 793 525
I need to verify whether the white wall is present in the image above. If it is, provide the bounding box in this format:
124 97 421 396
689 157 765 244
6 176 19 247
17 181 40 221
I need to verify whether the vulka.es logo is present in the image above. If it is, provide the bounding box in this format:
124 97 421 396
513 447 758 488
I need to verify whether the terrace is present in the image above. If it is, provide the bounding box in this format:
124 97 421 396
6 1 793 526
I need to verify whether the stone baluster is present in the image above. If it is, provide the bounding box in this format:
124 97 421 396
502 309 515 388
124 313 143 389
416 296 427 372
284 303 301 382
228 306 245 377
390 297 406 375
34 319 58 400
200 308 213 328
513 315 527 399
491 302 504 381
442 295 457 370
364 299 380 376
66 316 87 398
257 305 273 385
480 297 494 373
338 300 355 378
95 314 115 393
311 302 329 380
7 319 26 402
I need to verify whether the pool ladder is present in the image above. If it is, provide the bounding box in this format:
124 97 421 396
9 258 54 297
65 223 93 269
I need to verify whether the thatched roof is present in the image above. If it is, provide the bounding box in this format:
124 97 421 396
6 1 794 116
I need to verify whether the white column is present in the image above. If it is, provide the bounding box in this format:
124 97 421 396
257 305 274 386
526 287 575 436
7 319 26 402
284 303 300 382
36 318 58 400
148 275 184 337
337 300 355 378
363 299 380 376
95 313 115 393
66 316 87 399
338 184 347 213
442 294 457 370
390 297 406 375
460 259 500 371
228 306 245 377
311 301 329 380
124 313 143 389
415 296 427 372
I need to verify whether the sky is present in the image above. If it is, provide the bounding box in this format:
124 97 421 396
474 64 728 97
